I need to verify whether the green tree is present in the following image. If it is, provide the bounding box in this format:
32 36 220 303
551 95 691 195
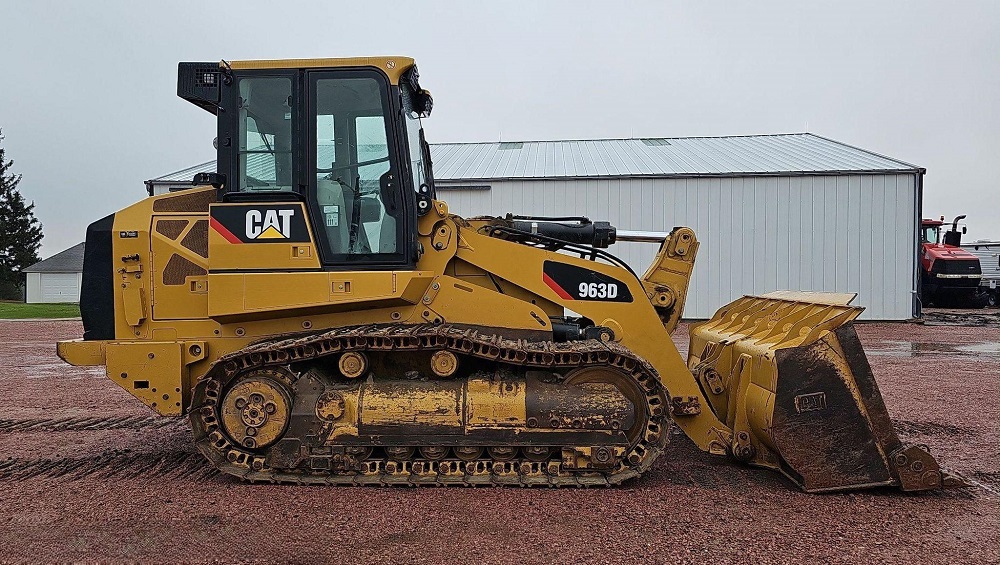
0 129 43 299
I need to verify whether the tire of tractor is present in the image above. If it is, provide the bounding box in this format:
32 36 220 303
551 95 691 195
984 289 1000 308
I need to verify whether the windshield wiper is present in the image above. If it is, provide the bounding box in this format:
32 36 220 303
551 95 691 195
347 174 364 254
259 131 273 153
318 155 390 174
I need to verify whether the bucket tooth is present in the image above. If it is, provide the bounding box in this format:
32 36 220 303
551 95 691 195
689 291 966 492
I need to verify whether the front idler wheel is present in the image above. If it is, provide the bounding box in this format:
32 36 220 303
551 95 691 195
218 370 293 451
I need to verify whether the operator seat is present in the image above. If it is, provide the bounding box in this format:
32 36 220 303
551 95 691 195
315 177 352 254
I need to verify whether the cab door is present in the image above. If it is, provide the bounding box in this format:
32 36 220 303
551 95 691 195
305 69 414 269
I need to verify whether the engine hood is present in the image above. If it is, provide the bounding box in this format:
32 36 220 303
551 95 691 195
922 243 980 261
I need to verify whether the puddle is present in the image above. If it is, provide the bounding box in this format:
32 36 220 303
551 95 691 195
865 340 1000 357
955 342 1000 354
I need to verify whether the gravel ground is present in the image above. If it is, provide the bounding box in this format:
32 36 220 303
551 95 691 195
0 319 997 564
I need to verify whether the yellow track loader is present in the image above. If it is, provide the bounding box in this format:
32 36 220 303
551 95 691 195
58 57 962 491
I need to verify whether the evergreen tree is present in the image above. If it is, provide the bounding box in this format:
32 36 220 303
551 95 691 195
0 129 43 299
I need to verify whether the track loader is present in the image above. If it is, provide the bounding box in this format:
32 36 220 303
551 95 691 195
58 57 963 491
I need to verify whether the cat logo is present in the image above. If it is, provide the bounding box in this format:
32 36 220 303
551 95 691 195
245 209 295 240
210 204 309 244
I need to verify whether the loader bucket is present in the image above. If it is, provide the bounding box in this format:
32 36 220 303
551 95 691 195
688 291 965 492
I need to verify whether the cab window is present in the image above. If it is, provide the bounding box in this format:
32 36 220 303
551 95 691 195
401 84 428 195
310 74 402 261
237 77 293 192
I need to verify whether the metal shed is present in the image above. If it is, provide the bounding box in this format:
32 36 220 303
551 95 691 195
432 134 923 320
146 133 923 320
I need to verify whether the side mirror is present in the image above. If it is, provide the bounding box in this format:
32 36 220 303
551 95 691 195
416 89 433 117
402 65 433 116
963 226 968 234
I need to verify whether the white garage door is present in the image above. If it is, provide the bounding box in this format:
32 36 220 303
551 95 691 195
39 273 81 303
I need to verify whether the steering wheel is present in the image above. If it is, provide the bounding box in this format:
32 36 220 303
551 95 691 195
317 155 390 174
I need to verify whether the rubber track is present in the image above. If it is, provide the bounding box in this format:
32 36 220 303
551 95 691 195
190 324 670 487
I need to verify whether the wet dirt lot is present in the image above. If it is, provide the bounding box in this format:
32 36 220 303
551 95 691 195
0 318 997 564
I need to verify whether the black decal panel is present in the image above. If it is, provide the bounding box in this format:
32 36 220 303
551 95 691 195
210 203 311 244
542 261 633 302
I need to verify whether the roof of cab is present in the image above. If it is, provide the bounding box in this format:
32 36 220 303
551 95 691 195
226 56 415 84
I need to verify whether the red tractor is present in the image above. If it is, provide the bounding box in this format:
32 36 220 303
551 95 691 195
920 215 985 308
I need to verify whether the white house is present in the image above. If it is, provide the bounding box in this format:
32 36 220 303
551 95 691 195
23 242 85 303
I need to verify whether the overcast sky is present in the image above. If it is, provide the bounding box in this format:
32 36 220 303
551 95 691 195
2 0 998 256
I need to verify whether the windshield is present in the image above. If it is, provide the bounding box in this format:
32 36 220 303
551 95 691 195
237 77 293 191
922 226 940 244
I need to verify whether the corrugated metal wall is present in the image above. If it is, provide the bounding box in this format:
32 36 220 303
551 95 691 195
439 174 918 320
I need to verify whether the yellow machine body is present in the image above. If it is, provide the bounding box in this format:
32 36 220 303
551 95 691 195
58 56 960 490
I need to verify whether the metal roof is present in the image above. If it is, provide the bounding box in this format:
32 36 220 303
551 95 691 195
147 145 340 186
146 133 920 186
149 161 214 184
430 134 920 180
24 242 85 273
